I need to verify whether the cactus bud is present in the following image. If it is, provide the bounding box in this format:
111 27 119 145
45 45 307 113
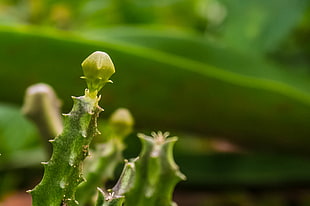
82 51 115 94
109 108 134 137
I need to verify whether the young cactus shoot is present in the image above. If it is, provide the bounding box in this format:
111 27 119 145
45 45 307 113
30 51 115 206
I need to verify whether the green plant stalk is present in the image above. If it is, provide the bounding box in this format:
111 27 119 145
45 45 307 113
97 160 135 206
96 188 124 206
105 132 186 206
76 108 134 205
124 132 186 206
30 51 115 206
76 139 123 206
22 83 63 155
30 91 102 206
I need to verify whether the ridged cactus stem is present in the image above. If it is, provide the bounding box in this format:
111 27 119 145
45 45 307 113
96 188 124 206
30 92 102 206
76 139 123 206
29 51 115 206
96 160 135 206
124 132 186 206
76 108 134 206
103 132 186 206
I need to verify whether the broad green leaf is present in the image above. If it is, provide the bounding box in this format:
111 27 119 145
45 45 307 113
219 0 309 54
179 153 310 187
1 25 310 153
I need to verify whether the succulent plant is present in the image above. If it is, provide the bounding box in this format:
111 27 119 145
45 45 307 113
29 51 115 206
27 51 185 206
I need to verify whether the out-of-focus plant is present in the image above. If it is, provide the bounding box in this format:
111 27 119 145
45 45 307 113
76 108 134 205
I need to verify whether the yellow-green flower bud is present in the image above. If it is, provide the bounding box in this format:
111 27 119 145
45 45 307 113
81 51 115 94
109 108 134 138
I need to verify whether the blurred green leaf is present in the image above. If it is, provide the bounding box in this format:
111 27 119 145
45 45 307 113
219 0 309 54
0 25 310 153
179 153 310 187
0 103 44 169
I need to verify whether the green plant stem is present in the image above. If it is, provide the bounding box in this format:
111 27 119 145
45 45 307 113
22 83 63 155
29 51 115 206
104 132 186 206
96 188 124 206
76 139 123 205
76 108 133 205
124 132 186 206
30 90 102 206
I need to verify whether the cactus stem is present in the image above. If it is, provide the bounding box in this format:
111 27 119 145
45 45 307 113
30 51 115 206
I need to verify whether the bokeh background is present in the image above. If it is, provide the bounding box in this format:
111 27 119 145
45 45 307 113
1 0 310 205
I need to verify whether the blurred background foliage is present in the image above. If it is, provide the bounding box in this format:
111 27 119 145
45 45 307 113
1 0 310 205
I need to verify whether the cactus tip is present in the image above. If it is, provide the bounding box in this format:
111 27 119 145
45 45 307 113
81 51 115 95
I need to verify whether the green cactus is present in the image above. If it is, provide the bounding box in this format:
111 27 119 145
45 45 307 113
96 159 135 206
29 51 115 206
27 51 184 206
96 188 125 206
104 131 186 206
76 108 134 205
